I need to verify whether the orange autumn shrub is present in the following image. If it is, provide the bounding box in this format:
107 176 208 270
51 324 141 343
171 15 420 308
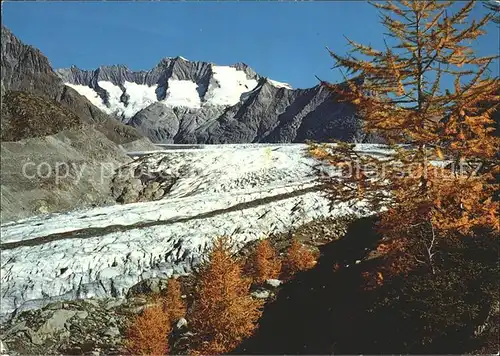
281 240 317 280
189 236 263 355
246 239 282 284
125 305 171 356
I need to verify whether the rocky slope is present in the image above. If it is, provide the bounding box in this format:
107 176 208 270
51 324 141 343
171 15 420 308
57 60 370 144
0 26 157 223
1 25 147 145
0 127 134 223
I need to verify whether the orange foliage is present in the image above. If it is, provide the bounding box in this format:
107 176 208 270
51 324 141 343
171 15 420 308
281 240 317 280
125 305 171 356
189 236 263 355
312 0 499 279
379 164 499 238
246 239 282 284
162 277 186 322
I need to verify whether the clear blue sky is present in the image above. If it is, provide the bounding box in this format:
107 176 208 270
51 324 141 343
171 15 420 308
2 1 498 89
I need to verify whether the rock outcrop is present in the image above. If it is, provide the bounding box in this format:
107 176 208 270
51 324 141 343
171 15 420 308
0 127 133 222
0 26 157 223
1 25 146 145
0 297 149 355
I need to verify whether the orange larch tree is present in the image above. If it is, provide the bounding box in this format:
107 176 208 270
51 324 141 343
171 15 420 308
125 305 171 356
311 0 499 275
245 239 282 284
162 277 186 323
189 236 263 355
281 240 317 280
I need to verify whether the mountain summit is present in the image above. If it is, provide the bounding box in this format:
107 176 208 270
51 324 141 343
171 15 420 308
57 59 369 144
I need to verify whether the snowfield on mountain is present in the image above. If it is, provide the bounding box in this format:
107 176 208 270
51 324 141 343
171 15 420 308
56 59 371 144
0 144 390 318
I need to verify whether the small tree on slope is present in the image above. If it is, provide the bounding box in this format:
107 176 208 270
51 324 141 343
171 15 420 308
189 237 263 355
282 240 317 281
125 305 171 356
245 239 282 284
311 0 499 275
162 277 186 323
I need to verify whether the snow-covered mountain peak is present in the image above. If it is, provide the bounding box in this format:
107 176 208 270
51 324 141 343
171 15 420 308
56 55 368 145
268 78 293 90
203 65 259 106
58 58 264 119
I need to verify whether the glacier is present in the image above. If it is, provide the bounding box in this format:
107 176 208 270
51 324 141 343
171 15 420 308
0 144 390 318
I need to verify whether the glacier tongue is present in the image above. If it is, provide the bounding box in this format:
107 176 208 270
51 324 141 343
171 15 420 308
0 144 384 318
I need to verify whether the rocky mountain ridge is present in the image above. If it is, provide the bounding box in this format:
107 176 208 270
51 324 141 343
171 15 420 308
1 25 147 145
0 26 157 223
58 59 371 144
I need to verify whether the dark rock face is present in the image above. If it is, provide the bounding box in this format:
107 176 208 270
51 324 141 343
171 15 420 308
194 81 363 144
0 25 145 144
127 104 227 143
58 59 373 144
56 57 216 89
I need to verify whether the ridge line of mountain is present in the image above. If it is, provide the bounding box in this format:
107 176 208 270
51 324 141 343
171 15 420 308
57 57 371 144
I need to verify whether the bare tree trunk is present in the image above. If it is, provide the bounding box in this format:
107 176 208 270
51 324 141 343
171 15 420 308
414 219 437 274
